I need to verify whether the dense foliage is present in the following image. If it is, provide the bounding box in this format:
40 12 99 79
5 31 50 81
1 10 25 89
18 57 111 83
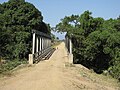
0 0 51 61
56 11 120 80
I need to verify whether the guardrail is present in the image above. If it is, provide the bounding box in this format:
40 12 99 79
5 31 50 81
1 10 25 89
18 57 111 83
33 47 55 63
29 47 55 64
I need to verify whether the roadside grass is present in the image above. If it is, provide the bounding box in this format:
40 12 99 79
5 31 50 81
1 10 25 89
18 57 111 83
65 62 120 89
0 60 27 77
65 62 75 67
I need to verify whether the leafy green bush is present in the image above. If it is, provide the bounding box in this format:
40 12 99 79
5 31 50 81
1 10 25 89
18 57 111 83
108 63 120 81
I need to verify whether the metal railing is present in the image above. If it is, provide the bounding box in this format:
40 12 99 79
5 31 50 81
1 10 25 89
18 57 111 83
29 30 54 64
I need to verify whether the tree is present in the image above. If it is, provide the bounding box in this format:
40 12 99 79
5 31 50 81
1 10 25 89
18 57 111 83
0 0 51 61
56 11 120 80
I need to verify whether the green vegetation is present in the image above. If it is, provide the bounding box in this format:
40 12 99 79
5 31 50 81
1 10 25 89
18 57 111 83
65 62 120 89
56 11 120 81
0 0 51 61
0 0 51 73
0 60 27 75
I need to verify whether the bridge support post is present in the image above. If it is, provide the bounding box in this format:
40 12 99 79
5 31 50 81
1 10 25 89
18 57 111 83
32 33 35 54
39 37 41 52
65 36 73 64
36 36 39 53
41 38 43 53
29 32 35 64
29 54 33 64
42 38 44 50
44 38 46 48
69 39 73 63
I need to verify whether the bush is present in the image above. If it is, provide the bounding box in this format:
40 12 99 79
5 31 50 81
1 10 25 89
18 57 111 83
109 63 120 81
0 60 27 74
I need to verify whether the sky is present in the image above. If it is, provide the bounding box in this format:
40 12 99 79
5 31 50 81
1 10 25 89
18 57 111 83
0 0 120 39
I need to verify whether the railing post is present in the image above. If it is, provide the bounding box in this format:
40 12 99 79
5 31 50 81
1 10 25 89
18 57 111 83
44 38 46 49
69 39 72 54
39 37 41 51
46 39 47 48
48 39 49 47
29 32 35 64
29 54 33 64
42 37 44 53
65 36 73 64
36 36 39 53
32 32 35 54
69 38 73 63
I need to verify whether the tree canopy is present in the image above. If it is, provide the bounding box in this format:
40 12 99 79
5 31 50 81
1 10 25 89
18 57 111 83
0 0 51 61
56 11 120 81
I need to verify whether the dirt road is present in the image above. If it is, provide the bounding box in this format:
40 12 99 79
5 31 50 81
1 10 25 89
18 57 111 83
0 42 119 90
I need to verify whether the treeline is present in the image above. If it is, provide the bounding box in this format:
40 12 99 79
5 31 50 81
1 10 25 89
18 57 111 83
56 11 120 81
0 0 51 61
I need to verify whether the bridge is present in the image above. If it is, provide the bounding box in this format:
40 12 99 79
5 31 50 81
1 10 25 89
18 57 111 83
29 30 55 64
1 30 116 90
28 30 73 64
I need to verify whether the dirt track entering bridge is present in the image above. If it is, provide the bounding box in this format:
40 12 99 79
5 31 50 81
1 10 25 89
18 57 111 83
0 42 119 90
